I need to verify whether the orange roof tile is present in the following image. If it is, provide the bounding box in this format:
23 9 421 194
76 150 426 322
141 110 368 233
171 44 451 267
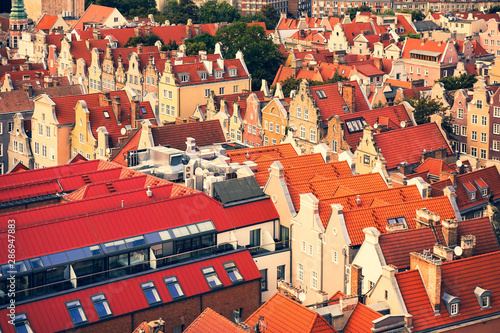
227 143 298 164
185 307 247 333
73 4 116 31
245 293 337 333
414 157 456 177
343 303 383 333
36 14 58 31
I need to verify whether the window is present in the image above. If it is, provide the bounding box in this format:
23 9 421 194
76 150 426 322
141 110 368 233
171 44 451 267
482 296 490 308
495 107 500 118
199 72 207 80
249 228 261 247
42 145 47 158
91 294 112 319
141 281 161 305
277 265 285 281
13 313 34 333
482 116 487 126
232 308 242 324
275 123 280 135
425 69 428 76
494 124 500 135
269 121 274 132
461 126 467 136
202 266 222 289
219 87 225 95
311 270 318 289
451 303 459 315
477 100 483 109
79 133 84 143
300 126 305 139
472 115 478 124
164 276 184 299
453 124 459 135
301 240 306 253
308 244 313 257
332 250 338 264
481 132 487 143
13 140 18 152
458 108 464 119
272 138 277 145
66 300 88 326
310 129 316 142
472 131 477 141
332 139 338 153
168 91 173 99
471 147 477 157
494 141 499 151
481 149 487 159
417 67 421 75
38 124 43 136
233 85 238 93
260 269 268 291
304 109 309 121
410 66 413 74
297 107 302 118
224 261 244 284
18 142 24 154
363 154 370 165
298 263 304 281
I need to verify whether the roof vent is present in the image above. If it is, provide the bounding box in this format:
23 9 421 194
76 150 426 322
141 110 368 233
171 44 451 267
146 186 153 198
356 195 362 206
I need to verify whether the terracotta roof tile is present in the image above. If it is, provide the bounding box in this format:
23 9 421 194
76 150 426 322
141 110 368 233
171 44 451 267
73 4 116 31
415 157 456 177
185 308 247 332
36 14 59 31
401 38 448 59
343 303 383 333
245 293 337 333
151 120 226 149
227 143 298 164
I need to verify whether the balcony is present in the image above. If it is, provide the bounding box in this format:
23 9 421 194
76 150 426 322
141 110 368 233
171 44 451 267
244 240 290 257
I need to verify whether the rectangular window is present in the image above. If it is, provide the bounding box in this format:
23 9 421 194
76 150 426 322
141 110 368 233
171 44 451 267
363 154 370 165
168 91 173 99
310 129 316 142
482 116 487 126
494 124 500 135
224 261 244 284
66 300 88 326
232 308 242 324
481 148 487 159
461 126 467 136
472 115 478 124
494 107 500 118
219 87 225 95
471 147 477 157
410 66 413 74
477 100 483 109
494 141 499 151
458 108 464 119
231 129 235 140
233 85 238 93
250 229 261 247
38 124 43 136
141 281 162 305
298 263 304 281
269 121 274 133
277 265 285 281
13 141 18 152
297 107 302 118
260 269 268 291
453 124 459 135
332 139 338 153
202 266 222 289
73 147 77 157
304 109 309 121
42 145 47 158
275 123 280 135
300 126 305 139
13 313 34 333
248 124 251 133
311 270 318 289
91 294 112 319
425 68 428 76
481 132 487 143
451 303 459 315
272 138 277 145
18 142 24 154
308 244 313 257
301 240 306 253
264 136 269 145
417 67 421 75
164 276 184 299
204 89 210 98
252 126 256 135
79 133 84 143
472 130 477 141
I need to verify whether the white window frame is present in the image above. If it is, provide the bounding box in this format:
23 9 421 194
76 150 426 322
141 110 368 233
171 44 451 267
298 263 304 282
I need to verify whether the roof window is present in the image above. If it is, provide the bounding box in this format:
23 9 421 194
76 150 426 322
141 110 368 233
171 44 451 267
224 261 244 284
202 266 222 289
442 293 461 316
13 313 34 333
66 299 88 326
141 281 162 305
474 286 491 309
103 111 110 119
345 117 368 133
316 90 327 99
178 73 190 83
387 217 408 228
164 276 185 299
91 294 113 319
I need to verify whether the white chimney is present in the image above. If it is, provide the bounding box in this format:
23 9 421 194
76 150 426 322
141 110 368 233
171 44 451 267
146 186 153 197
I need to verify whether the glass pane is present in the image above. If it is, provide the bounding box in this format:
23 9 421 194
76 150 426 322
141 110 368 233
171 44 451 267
145 232 161 244
68 307 87 324
228 269 243 282
202 267 214 274
94 301 112 317
91 294 105 301
144 288 161 304
89 245 103 256
158 230 172 241
172 227 189 238
125 236 146 248
206 274 221 288
48 252 68 266
197 221 215 232
66 248 86 262
103 240 127 253
167 283 184 298
41 256 52 266
141 281 154 289
130 250 146 265
187 225 199 234
164 276 177 283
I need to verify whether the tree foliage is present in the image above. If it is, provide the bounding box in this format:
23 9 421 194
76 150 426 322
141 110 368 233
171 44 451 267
124 34 162 47
488 5 500 13
160 39 179 52
86 0 160 19
215 22 284 90
272 73 348 99
162 0 199 25
199 0 241 23
184 32 217 55
437 73 477 91
345 6 372 20
398 32 421 42
238 5 280 30
404 95 454 138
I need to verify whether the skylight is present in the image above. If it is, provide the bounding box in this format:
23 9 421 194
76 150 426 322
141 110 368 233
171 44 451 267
13 313 34 333
140 106 147 114
224 261 244 284
91 294 113 318
345 118 368 132
141 281 162 305
315 90 327 99
202 266 223 289
387 217 407 227
66 300 88 326
103 111 110 119
164 276 185 299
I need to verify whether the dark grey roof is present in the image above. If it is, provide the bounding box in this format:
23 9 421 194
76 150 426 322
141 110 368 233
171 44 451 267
413 21 440 32
212 176 265 205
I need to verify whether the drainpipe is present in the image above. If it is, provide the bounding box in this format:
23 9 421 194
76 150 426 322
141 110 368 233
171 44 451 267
320 233 324 291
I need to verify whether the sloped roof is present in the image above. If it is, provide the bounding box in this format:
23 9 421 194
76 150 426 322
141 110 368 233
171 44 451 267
430 166 500 212
342 303 383 333
396 251 500 332
226 143 298 164
212 177 265 205
414 157 456 177
0 90 34 113
150 120 225 149
342 23 374 45
0 250 260 333
170 58 249 86
245 293 337 333
110 129 141 166
282 161 353 186
73 4 116 31
378 217 499 269
341 196 457 246
36 14 59 31
401 38 448 59
185 307 247 332
373 122 452 170
339 104 412 149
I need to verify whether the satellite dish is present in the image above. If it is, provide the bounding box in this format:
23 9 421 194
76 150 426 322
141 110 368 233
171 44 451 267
120 127 127 135
454 246 463 256
400 121 406 128
456 160 463 167
298 292 306 303
374 123 378 129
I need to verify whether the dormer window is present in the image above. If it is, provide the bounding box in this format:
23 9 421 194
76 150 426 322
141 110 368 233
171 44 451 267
442 293 461 316
474 179 489 198
215 70 223 79
474 286 492 309
463 182 477 201
228 68 237 77
178 73 190 83
199 71 207 80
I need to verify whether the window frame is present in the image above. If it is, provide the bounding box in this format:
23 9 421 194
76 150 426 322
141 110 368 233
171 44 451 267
140 281 162 306
164 276 185 299
223 261 244 284
65 299 88 326
90 293 113 319
202 266 223 289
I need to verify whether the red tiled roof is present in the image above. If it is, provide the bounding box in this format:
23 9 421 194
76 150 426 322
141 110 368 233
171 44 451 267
185 308 247 332
396 251 500 332
405 170 431 184
401 38 448 59
150 120 226 149
0 251 260 333
339 104 412 149
245 293 337 333
373 122 452 170
342 23 374 45
36 14 58 31
73 4 116 31
227 143 298 164
341 196 457 246
343 303 383 333
110 129 141 166
396 15 416 35
283 161 353 186
414 157 456 177
430 166 500 212
378 217 499 269
354 63 385 77
170 58 249 86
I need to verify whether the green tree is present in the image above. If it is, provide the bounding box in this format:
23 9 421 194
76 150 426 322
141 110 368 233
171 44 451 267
215 22 284 90
345 6 372 20
411 10 425 21
124 34 163 47
199 0 240 23
163 0 199 25
257 5 280 30
437 73 477 91
398 32 421 42
372 101 386 109
184 32 217 55
404 95 454 138
273 76 300 98
488 5 500 13
160 39 179 52
87 0 159 20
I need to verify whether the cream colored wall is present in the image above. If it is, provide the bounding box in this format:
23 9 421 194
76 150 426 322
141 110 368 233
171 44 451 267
365 266 406 314
137 120 155 150
328 24 349 52
70 101 97 160
126 53 144 101
88 49 102 93
354 126 380 174
18 32 34 60
103 9 128 28
350 235 385 295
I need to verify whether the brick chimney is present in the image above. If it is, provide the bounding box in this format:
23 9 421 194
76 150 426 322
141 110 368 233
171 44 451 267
373 57 383 70
112 96 122 123
137 43 143 54
333 50 346 65
433 244 454 262
441 219 458 247
291 58 303 77
133 27 141 37
398 161 412 175
410 251 442 314
460 235 476 258
342 84 356 113
130 99 140 127
340 294 359 313
439 171 457 186
99 92 111 106
92 28 101 40
415 208 440 228
421 149 433 163
22 83 33 98
350 264 363 296
144 26 152 36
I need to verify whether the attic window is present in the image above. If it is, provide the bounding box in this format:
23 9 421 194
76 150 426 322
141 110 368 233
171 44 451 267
91 294 113 319
199 71 207 80
463 182 477 201
140 106 147 114
164 276 185 299
345 118 368 133
141 281 162 305
474 286 492 309
215 70 223 79
442 292 461 316
178 73 190 83
387 217 407 227
316 90 327 99
228 68 237 77
103 111 110 119
13 313 34 333
23 75 30 80
66 300 88 326
202 266 223 289
224 261 244 284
